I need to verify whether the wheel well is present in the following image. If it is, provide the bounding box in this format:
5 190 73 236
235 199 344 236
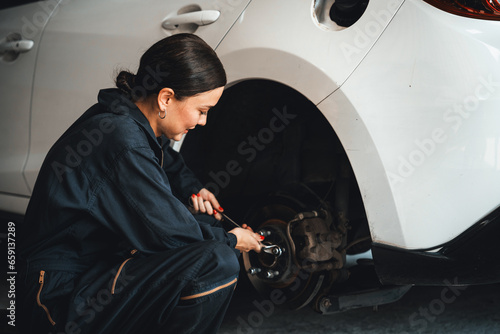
181 79 369 252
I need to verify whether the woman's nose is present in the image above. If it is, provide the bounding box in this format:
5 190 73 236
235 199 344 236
198 117 207 126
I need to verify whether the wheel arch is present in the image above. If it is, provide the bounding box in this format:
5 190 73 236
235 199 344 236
316 88 405 247
203 47 405 247
181 77 386 252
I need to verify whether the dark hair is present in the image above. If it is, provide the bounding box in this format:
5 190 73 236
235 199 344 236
116 33 226 101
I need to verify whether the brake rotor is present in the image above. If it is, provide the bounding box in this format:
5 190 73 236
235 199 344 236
242 203 328 310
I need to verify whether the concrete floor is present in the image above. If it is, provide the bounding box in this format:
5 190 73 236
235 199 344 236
1 278 498 333
220 282 500 334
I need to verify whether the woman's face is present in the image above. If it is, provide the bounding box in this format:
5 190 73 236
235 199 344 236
161 87 224 141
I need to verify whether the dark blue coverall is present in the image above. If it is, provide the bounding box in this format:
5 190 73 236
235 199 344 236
18 89 240 334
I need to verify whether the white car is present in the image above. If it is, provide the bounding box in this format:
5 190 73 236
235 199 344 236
1 0 499 313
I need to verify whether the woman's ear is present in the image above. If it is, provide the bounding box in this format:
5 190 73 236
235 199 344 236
157 87 175 109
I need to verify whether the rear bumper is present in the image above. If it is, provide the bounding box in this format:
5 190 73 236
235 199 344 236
373 206 500 286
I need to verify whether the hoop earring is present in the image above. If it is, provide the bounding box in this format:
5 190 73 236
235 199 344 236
159 109 166 119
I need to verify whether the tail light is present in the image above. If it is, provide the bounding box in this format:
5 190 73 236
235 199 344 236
423 0 500 20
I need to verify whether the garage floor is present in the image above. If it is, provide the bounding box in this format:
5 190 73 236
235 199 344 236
220 281 500 334
1 279 498 333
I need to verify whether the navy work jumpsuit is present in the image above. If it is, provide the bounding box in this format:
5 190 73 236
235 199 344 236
18 89 240 334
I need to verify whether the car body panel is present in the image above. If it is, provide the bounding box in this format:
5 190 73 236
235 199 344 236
217 0 404 104
0 2 58 198
331 0 500 249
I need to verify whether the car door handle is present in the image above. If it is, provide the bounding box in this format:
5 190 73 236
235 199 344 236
162 10 220 30
0 39 34 54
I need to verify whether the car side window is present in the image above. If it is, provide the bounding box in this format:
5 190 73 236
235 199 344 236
0 0 40 10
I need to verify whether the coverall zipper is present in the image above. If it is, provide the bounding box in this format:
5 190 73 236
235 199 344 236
37 270 56 326
111 249 137 295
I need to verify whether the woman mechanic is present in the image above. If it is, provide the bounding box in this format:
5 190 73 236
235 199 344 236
19 33 262 334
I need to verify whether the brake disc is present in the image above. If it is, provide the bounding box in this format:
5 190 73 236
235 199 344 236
242 203 339 310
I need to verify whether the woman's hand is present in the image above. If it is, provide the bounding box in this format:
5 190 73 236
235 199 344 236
229 228 262 253
190 190 261 252
190 188 223 220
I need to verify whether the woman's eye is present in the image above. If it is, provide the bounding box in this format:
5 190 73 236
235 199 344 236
200 110 208 116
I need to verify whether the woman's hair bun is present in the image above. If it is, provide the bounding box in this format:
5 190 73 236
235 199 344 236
115 70 136 99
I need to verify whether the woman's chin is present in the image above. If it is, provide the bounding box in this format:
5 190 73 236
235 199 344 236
171 133 184 141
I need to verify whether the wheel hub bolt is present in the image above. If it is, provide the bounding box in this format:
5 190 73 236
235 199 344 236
266 270 279 279
248 267 262 275
259 230 272 237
